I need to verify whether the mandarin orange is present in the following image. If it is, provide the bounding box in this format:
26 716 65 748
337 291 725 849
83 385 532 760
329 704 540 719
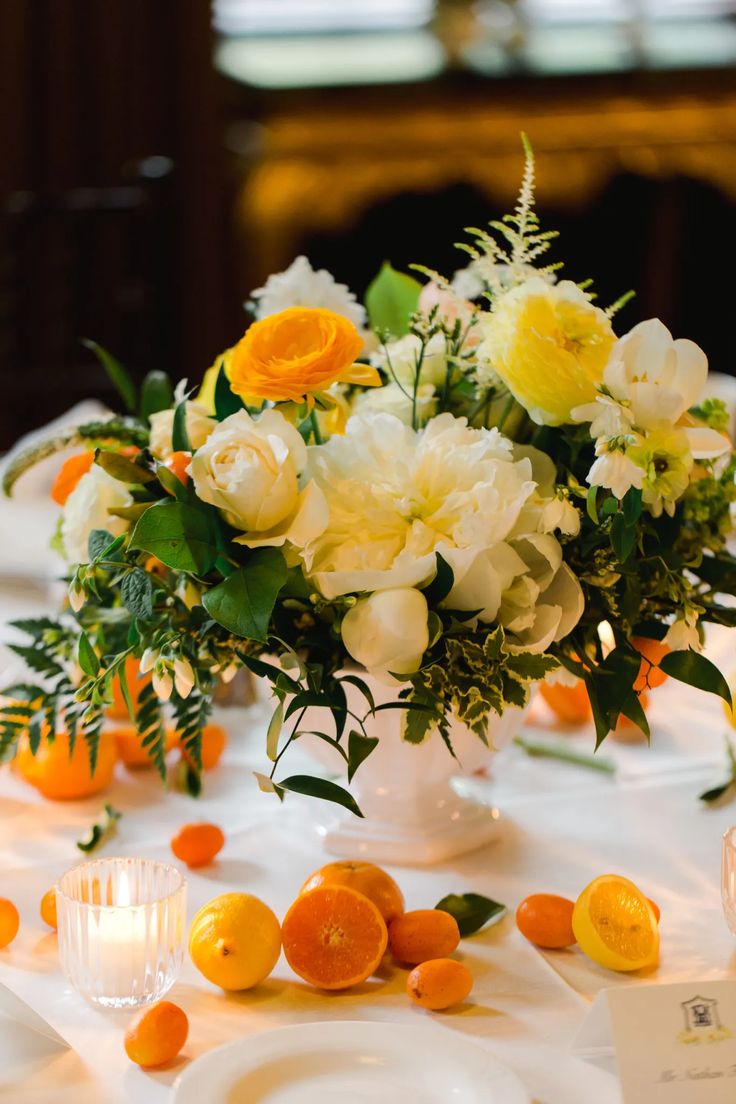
299 861 404 924
282 885 387 990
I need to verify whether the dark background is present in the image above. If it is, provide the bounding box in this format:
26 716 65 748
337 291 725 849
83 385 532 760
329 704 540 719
2 0 736 448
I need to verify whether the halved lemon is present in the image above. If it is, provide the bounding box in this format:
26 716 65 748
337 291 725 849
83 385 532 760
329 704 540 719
572 874 659 972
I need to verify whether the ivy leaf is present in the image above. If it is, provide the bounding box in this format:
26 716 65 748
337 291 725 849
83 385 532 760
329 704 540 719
95 449 154 485
275 774 364 818
347 730 379 783
659 650 732 708
422 552 455 606
365 262 422 337
76 804 122 853
140 370 174 420
214 362 243 420
172 399 192 453
203 549 287 641
81 339 137 413
130 499 218 574
121 569 154 620
435 892 506 937
78 633 100 677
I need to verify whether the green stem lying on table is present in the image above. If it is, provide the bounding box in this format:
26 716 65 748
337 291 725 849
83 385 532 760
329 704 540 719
513 735 616 775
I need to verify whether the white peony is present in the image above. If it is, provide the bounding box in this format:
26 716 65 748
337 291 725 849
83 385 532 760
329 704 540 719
250 255 367 331
190 409 327 549
302 412 584 653
149 401 216 459
351 381 438 426
341 588 429 682
61 465 133 563
370 332 449 391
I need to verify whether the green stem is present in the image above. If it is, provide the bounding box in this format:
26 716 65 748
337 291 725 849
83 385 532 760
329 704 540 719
310 409 323 445
513 735 616 774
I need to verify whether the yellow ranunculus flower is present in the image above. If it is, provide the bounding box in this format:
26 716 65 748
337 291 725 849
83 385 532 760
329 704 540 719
227 307 379 405
477 278 615 426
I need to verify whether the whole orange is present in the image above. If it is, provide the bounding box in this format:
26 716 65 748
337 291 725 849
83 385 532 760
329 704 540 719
388 909 460 965
539 680 591 725
0 898 20 948
111 723 178 769
40 888 57 930
632 637 669 692
15 730 117 800
171 823 225 868
107 656 153 721
407 958 473 1010
299 861 405 925
180 724 227 771
516 894 576 948
124 1001 189 1068
162 451 191 488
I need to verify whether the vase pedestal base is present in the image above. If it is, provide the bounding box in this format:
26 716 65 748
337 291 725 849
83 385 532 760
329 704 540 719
315 786 502 867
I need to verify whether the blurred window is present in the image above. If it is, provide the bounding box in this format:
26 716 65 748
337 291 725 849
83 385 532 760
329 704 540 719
212 0 434 35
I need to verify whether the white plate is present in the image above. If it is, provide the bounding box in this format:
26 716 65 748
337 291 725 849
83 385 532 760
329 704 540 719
172 1020 530 1104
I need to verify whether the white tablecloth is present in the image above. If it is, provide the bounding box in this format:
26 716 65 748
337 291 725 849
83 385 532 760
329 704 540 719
1 582 736 1103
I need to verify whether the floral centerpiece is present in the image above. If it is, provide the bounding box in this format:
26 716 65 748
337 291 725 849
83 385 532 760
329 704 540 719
3 138 735 818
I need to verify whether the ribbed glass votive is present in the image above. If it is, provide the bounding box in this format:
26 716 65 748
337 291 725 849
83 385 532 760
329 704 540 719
56 857 186 1008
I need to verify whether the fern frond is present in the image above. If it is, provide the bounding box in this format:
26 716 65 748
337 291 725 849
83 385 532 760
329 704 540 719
135 681 167 780
170 674 214 780
606 289 636 318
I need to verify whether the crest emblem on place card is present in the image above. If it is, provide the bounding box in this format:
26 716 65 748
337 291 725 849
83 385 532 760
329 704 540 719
678 996 734 1045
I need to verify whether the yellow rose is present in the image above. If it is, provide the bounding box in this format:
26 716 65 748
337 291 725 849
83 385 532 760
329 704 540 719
227 307 378 405
477 278 615 426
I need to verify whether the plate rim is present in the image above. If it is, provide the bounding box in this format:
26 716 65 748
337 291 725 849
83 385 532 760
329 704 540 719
171 1019 530 1104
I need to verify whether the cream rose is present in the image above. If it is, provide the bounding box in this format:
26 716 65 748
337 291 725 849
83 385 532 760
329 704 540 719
341 588 429 682
149 401 216 459
61 464 132 563
190 409 327 549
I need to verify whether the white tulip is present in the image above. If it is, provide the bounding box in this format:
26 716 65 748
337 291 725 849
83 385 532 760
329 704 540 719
149 401 215 459
341 588 429 683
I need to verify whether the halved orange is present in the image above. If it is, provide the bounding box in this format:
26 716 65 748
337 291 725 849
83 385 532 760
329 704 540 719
299 861 404 924
572 874 659 972
282 884 388 990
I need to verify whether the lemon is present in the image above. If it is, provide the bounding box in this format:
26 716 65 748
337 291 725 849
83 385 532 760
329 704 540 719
572 875 659 972
189 892 281 990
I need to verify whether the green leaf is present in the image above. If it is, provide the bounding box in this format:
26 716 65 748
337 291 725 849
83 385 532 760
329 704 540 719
276 774 363 817
116 661 135 723
76 804 122 853
94 449 154 484
203 549 287 641
347 730 379 783
266 700 284 761
514 735 616 774
214 362 243 420
338 673 376 713
129 500 218 574
172 400 191 453
140 371 174 420
700 781 734 804
622 487 643 526
586 485 599 525
422 552 455 606
78 633 100 677
81 339 136 413
435 892 506 937
121 569 154 620
611 512 636 562
365 261 422 337
618 691 650 740
87 529 115 562
659 650 732 708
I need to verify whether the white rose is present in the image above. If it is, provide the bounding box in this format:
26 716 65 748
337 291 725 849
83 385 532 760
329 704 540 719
149 401 216 460
250 255 367 331
371 333 449 391
341 588 429 682
190 409 328 549
61 465 133 563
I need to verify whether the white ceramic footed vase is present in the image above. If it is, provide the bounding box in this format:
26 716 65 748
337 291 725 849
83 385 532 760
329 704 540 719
300 672 528 867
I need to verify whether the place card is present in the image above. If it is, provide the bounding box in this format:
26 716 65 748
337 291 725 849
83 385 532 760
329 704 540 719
0 982 68 1048
573 981 736 1102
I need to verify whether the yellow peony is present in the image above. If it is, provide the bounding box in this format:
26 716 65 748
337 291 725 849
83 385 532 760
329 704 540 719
227 307 378 405
477 278 615 426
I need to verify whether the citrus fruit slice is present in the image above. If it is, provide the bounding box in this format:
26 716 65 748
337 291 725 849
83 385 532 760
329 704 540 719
299 860 404 924
282 885 387 990
572 875 659 972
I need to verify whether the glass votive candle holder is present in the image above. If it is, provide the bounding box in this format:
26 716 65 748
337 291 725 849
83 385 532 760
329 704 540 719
56 857 186 1009
722 827 736 935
